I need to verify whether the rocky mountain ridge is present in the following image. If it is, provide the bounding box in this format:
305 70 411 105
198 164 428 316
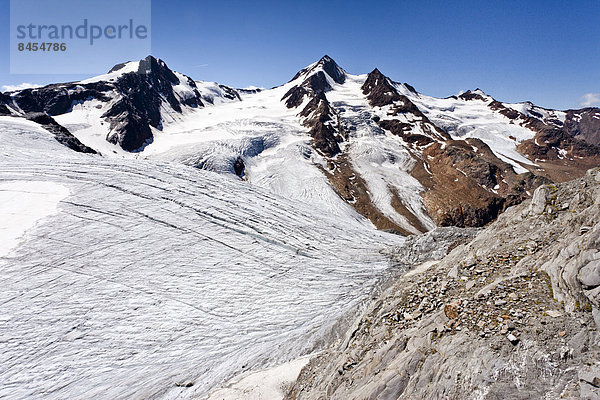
280 57 600 232
2 55 599 233
0 56 240 152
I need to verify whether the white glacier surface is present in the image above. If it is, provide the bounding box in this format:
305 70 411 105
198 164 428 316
0 180 70 257
0 117 403 399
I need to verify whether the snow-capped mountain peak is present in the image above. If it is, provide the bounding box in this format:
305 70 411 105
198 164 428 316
80 55 174 84
1 55 244 154
108 55 171 75
456 88 493 102
363 68 387 86
282 56 346 108
290 55 347 85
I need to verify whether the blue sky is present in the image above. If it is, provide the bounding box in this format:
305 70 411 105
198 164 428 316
1 0 598 110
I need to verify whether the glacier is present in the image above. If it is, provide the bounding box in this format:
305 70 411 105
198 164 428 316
0 117 403 399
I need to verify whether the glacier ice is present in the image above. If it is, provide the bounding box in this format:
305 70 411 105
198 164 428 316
0 117 403 399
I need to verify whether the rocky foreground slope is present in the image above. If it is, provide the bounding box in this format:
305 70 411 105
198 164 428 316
287 168 600 399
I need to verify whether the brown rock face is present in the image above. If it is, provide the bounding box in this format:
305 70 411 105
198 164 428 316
564 108 600 146
282 85 310 108
307 121 341 157
361 68 403 107
520 119 598 158
420 138 552 227
488 99 521 119
306 71 332 94
299 92 343 157
419 141 510 227
458 89 488 102
517 121 600 183
378 119 434 147
363 69 450 142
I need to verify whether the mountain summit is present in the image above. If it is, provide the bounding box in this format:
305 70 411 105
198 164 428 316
291 55 347 85
1 55 240 152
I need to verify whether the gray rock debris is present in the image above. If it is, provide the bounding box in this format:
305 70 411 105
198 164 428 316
579 259 600 290
529 184 549 214
382 226 480 269
287 167 600 400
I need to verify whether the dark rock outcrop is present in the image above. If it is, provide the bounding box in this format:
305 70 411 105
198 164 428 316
10 82 113 116
318 55 346 85
233 157 245 177
282 85 310 109
299 92 343 157
282 70 335 110
361 68 402 107
237 87 262 95
306 71 333 94
101 98 154 152
378 119 434 146
282 71 333 109
0 92 11 115
458 89 488 102
217 84 241 102
403 83 418 94
361 69 426 117
24 112 96 154
518 119 600 160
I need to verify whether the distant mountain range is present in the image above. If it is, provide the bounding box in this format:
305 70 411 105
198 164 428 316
2 55 599 233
